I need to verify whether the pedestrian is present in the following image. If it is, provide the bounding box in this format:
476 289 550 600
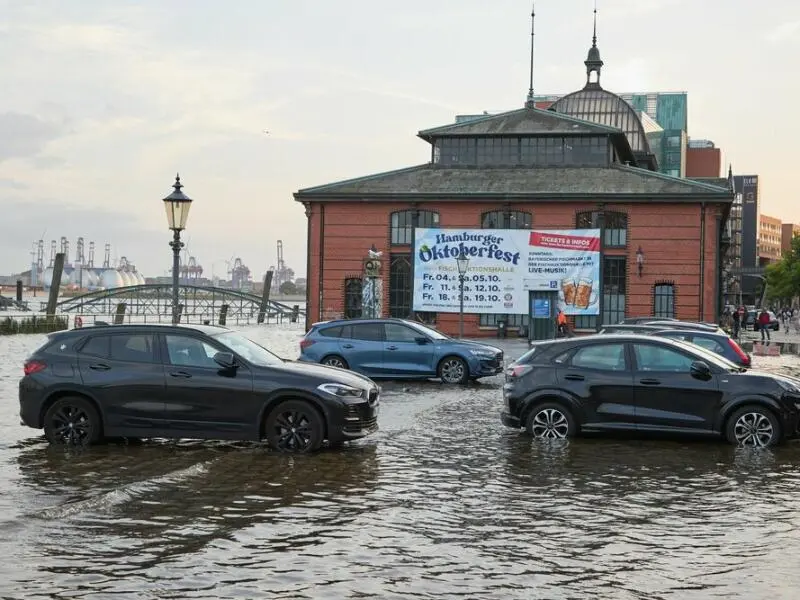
732 308 740 339
556 309 568 338
757 308 771 342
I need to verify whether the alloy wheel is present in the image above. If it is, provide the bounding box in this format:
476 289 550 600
50 405 93 445
530 408 569 439
272 409 315 451
733 412 774 447
324 357 346 369
440 358 465 384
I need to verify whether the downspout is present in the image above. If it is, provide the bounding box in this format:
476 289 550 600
410 203 419 319
597 206 606 331
699 202 706 322
304 202 312 331
318 203 325 323
714 213 722 323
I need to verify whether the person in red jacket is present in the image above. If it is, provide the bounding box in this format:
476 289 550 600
757 308 771 342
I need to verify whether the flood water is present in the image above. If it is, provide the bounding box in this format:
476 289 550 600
2 325 800 599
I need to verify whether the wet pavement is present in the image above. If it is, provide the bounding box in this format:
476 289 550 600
1 326 800 598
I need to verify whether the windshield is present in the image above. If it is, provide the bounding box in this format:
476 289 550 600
213 331 284 367
667 338 741 370
406 321 450 340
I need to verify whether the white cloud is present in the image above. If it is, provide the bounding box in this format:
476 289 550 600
764 20 800 44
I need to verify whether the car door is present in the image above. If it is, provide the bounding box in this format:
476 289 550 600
77 332 167 435
381 322 435 376
630 341 722 432
161 333 256 439
339 323 385 375
555 342 636 430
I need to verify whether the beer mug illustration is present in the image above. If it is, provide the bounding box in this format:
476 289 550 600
561 278 577 306
575 278 594 310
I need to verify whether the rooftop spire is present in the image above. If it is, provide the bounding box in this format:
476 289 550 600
584 0 604 88
525 4 536 108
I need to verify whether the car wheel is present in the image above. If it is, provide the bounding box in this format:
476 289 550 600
264 400 324 453
43 396 102 446
321 355 349 369
726 405 781 448
438 356 468 384
525 402 576 440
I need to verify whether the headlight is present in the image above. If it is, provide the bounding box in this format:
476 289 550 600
317 383 364 398
469 349 495 357
776 379 800 394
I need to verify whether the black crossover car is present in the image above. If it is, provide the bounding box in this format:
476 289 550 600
19 324 380 452
501 334 800 447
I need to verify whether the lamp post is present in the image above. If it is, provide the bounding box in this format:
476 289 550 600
162 174 193 324
456 248 470 338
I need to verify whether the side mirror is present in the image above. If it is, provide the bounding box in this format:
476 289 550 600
690 360 711 379
415 336 430 345
213 351 237 369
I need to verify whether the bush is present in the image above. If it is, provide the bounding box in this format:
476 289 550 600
0 315 69 335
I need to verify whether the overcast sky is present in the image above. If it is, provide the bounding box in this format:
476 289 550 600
1 0 797 279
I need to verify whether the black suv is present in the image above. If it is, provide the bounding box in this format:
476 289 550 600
19 324 380 452
501 334 800 447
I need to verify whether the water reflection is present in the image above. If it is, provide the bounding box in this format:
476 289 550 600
7 441 379 597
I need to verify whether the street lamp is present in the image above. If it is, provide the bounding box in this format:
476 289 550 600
163 173 193 324
456 248 470 338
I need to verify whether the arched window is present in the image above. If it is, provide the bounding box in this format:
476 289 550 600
343 278 362 319
389 255 412 317
481 210 532 230
653 283 676 319
390 210 439 245
575 210 627 248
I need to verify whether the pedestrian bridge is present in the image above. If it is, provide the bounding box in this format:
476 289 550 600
42 284 304 323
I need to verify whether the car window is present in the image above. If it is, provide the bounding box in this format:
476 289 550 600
80 335 110 359
633 344 694 372
165 335 220 368
319 326 342 338
350 323 384 341
80 334 156 364
690 336 724 354
384 323 419 343
570 344 627 371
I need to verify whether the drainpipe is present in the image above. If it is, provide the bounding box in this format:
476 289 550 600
318 204 325 323
699 202 706 322
597 207 606 331
304 202 313 331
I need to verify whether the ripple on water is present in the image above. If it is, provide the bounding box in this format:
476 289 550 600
1 330 800 598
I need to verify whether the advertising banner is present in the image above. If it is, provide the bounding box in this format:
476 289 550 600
412 228 600 315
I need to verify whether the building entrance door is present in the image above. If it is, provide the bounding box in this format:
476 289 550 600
528 291 558 341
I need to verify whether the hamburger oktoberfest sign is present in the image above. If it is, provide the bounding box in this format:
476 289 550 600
413 228 601 315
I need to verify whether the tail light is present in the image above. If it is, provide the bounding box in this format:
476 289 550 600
299 338 315 351
506 364 532 378
727 338 751 366
23 360 46 375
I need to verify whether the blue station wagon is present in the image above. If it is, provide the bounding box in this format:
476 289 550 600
299 318 504 384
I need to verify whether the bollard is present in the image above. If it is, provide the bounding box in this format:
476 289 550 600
497 320 507 339
291 304 299 323
219 304 229 326
15 280 23 303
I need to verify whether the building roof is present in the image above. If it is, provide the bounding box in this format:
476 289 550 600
295 163 734 202
550 87 653 155
417 107 623 140
689 177 730 189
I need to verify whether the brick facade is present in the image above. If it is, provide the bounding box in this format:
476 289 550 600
304 200 723 336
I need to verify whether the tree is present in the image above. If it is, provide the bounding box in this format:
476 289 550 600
279 281 298 295
765 235 800 302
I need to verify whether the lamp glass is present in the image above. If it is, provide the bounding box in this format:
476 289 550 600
164 198 192 231
456 251 470 275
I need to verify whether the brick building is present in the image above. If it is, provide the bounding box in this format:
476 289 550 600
686 140 722 178
782 223 800 254
294 23 733 337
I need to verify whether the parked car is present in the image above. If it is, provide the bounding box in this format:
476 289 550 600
648 328 751 368
19 324 380 452
620 316 679 325
746 310 780 331
638 320 723 333
299 318 504 384
599 324 668 335
501 334 800 447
